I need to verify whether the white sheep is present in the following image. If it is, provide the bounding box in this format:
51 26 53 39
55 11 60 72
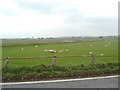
44 50 48 52
66 49 68 51
22 48 24 51
89 52 93 54
90 44 93 46
105 45 107 46
45 50 56 53
101 54 104 56
108 43 110 45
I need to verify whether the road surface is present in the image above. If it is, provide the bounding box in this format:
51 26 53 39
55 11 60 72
1 76 119 88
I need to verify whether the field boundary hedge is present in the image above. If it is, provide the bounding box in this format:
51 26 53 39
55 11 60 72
1 54 119 60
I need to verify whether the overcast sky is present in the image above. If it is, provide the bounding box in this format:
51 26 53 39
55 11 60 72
0 0 119 38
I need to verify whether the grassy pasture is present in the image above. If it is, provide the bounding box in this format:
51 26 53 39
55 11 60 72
1 38 118 68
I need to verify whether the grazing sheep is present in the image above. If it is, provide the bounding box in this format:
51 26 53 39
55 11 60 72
22 48 24 51
44 50 48 52
105 45 107 46
63 40 75 43
108 43 110 45
90 44 93 46
49 50 56 53
89 52 93 54
101 54 103 56
44 50 56 53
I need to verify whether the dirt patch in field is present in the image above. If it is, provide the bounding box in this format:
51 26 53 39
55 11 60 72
2 70 119 83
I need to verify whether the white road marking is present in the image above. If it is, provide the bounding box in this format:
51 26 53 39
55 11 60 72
1 75 119 85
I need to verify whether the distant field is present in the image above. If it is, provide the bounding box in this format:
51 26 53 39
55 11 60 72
1 38 118 68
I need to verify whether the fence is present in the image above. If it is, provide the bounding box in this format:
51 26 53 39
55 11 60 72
0 55 119 60
1 54 119 68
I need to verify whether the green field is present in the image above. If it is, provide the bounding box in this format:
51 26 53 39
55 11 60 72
1 38 118 68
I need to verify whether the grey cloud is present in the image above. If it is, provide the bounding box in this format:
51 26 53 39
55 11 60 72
15 1 64 14
87 17 117 31
82 17 117 35
56 16 117 36
65 14 117 27
62 8 83 24
15 0 81 15
87 17 117 24
15 0 83 24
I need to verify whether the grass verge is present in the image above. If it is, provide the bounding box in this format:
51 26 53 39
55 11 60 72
2 62 119 82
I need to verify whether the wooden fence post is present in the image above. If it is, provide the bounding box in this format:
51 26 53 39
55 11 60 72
4 57 9 68
90 52 95 65
51 55 56 67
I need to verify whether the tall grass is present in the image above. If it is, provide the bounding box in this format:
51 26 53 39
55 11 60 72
3 62 119 77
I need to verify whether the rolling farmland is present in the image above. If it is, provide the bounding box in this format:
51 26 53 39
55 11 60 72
1 38 118 68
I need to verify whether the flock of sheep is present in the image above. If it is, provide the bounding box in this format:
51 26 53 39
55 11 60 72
44 49 56 53
44 49 69 53
21 42 111 55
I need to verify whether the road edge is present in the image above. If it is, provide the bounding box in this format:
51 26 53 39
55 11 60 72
1 75 119 85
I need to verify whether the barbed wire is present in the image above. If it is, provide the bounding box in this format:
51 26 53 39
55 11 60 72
0 55 119 60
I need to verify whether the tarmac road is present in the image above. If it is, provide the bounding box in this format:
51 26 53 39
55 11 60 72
1 76 119 88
